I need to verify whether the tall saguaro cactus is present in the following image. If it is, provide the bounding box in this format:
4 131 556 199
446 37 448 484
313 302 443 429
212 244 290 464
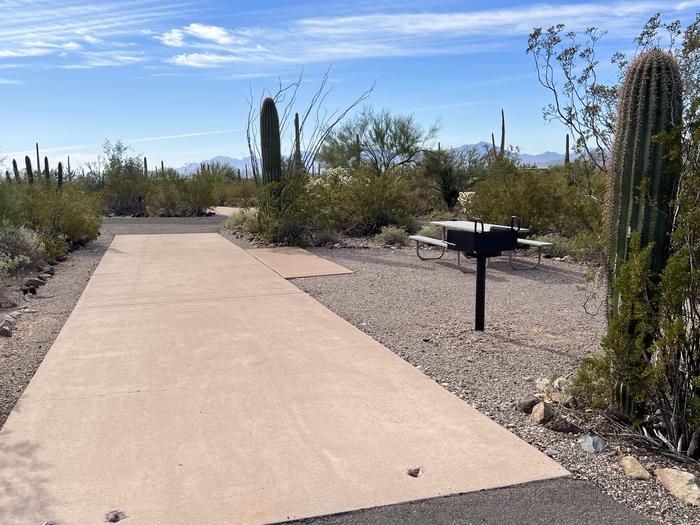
608 49 682 316
44 156 50 181
260 97 282 184
25 156 33 184
564 134 570 165
144 157 148 177
12 159 19 181
57 162 63 189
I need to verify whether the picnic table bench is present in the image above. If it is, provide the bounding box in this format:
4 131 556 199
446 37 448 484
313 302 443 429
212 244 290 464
509 238 554 270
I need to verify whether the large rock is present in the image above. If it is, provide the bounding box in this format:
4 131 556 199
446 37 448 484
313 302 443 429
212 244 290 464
655 468 700 505
578 433 606 453
530 402 554 424
618 456 651 480
516 395 540 414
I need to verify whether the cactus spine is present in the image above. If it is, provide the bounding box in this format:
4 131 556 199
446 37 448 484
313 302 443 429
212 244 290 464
57 162 63 189
293 112 303 172
25 156 33 184
608 49 682 316
564 134 570 165
260 97 282 184
44 156 49 181
12 159 19 181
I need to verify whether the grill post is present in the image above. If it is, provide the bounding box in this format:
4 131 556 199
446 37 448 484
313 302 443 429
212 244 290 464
475 256 486 331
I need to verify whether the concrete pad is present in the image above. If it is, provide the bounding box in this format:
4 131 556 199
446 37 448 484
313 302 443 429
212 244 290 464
248 247 353 278
0 234 568 525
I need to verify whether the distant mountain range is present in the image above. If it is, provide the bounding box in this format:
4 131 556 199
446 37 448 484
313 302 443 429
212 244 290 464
176 143 571 176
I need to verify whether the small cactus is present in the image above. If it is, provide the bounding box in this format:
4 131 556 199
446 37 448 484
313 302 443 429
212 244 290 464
260 97 282 184
25 156 33 184
5 170 10 182
293 112 303 172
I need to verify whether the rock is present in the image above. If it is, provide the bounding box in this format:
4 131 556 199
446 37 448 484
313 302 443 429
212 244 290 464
618 456 651 480
535 377 550 392
687 429 700 459
105 510 127 522
21 285 36 295
0 324 11 337
547 391 573 407
2 315 16 328
544 447 558 457
22 308 38 313
422 337 431 342
44 266 55 275
24 277 45 288
655 468 700 505
516 395 540 414
578 433 606 454
35 274 47 282
407 467 422 478
544 416 581 434
55 255 68 262
10 310 21 318
530 402 554 424
39 273 53 280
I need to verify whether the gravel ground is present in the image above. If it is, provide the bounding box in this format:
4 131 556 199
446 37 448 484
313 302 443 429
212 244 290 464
287 244 700 525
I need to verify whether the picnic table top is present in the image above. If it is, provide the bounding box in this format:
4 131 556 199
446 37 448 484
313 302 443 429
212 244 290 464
430 220 530 234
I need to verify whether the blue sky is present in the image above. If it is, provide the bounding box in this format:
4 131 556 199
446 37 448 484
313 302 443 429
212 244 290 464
1 0 698 171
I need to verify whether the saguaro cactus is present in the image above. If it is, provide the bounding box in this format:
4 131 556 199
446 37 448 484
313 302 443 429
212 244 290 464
44 156 50 181
12 159 19 181
4 170 10 182
25 156 33 184
144 157 148 177
35 143 40 175
57 162 63 189
260 97 282 184
608 49 682 316
564 134 570 165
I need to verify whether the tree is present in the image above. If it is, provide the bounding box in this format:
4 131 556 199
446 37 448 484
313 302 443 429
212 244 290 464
319 107 438 174
423 146 486 210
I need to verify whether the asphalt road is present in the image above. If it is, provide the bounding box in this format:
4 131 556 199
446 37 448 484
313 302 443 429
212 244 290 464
283 478 656 525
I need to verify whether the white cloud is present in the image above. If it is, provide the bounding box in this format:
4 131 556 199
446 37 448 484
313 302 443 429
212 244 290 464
82 35 101 45
169 52 242 68
184 23 235 45
126 128 240 143
158 29 185 47
0 78 22 85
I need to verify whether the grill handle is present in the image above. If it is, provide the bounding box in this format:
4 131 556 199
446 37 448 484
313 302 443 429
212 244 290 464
510 216 521 232
472 218 485 234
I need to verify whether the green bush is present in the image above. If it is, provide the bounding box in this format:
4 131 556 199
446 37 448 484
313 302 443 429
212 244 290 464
0 221 45 265
374 225 408 246
224 209 258 231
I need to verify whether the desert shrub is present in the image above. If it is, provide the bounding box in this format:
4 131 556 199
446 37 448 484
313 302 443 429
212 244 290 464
146 175 187 216
464 160 604 259
0 253 31 276
0 221 46 265
225 209 258 231
417 222 443 238
214 179 258 207
374 225 408 246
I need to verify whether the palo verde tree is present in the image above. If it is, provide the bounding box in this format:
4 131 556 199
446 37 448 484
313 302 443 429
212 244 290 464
318 107 438 175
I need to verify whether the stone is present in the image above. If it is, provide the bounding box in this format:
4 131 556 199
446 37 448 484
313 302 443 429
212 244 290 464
22 308 38 313
0 324 11 337
105 510 127 522
21 285 36 295
655 468 700 505
530 402 554 424
3 315 16 327
544 416 581 434
618 456 651 480
39 273 53 280
547 391 573 407
578 433 606 454
44 266 55 275
24 277 45 288
687 429 700 459
535 377 550 392
544 448 558 457
10 310 21 318
516 395 540 414
407 467 422 478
